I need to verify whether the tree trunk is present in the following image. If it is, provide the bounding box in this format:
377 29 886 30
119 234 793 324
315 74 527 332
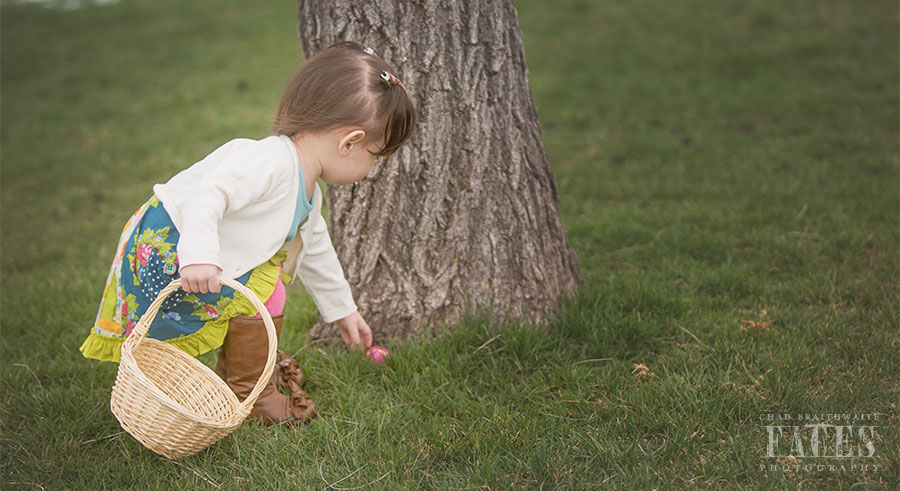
297 0 579 342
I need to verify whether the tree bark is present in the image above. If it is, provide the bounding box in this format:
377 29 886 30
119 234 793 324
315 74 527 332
297 0 579 342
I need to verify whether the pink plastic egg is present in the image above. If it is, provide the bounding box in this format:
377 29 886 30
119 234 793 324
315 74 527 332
366 345 389 364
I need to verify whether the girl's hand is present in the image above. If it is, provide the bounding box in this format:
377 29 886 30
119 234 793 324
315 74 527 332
334 311 373 352
179 264 223 293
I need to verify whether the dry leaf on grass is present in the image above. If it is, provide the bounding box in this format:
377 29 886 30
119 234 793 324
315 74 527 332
741 320 771 332
632 363 650 381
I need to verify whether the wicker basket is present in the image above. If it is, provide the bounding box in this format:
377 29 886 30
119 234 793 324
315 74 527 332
110 276 276 459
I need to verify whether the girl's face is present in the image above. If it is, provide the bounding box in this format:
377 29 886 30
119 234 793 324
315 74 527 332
320 128 382 185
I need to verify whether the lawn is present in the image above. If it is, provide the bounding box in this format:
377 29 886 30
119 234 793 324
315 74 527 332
1 0 898 488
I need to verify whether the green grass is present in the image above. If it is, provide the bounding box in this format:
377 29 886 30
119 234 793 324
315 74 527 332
2 0 898 488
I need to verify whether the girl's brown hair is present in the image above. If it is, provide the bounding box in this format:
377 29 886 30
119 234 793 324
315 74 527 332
272 41 416 157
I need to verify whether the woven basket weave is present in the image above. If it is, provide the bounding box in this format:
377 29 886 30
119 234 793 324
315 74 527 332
110 276 276 459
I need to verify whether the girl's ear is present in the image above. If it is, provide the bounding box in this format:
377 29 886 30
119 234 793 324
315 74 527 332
339 129 367 155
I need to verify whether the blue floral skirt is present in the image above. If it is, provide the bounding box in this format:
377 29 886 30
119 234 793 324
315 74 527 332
80 196 285 362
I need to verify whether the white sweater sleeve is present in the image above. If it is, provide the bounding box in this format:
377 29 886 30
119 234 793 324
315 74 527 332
176 145 286 269
296 196 358 323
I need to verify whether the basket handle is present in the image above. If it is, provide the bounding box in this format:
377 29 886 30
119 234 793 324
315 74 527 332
122 275 278 414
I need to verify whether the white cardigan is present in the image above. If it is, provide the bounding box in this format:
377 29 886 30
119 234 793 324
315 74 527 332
152 135 357 323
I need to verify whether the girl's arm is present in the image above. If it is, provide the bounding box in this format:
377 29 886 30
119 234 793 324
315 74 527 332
294 206 358 323
174 142 291 274
290 183 369 348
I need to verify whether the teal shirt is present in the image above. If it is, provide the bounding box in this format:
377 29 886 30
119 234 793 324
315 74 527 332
285 164 314 242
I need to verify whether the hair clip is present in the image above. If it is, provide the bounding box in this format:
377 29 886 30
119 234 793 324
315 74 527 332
363 46 376 55
380 71 408 91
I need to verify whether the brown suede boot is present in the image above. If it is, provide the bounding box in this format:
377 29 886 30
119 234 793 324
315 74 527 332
218 347 309 390
219 315 316 425
216 318 309 390
275 350 307 389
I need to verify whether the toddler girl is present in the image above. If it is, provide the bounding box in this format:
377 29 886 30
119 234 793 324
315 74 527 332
80 41 416 426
